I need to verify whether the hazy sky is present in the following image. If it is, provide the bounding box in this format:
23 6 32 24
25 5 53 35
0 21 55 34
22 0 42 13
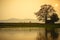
0 0 60 20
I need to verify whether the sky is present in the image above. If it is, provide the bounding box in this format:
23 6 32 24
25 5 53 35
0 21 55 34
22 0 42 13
0 0 60 20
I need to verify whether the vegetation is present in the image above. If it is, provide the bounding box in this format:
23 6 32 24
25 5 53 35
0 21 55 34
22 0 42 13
35 4 59 40
0 23 60 28
35 4 59 24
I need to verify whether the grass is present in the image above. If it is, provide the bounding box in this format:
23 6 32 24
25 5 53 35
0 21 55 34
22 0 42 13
0 23 60 28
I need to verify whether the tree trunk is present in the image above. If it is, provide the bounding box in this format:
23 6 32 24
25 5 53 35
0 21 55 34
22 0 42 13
45 12 48 40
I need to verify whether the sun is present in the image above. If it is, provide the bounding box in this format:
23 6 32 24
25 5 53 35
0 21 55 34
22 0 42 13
55 4 58 7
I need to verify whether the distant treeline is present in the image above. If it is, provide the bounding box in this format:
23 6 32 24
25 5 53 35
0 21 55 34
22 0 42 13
0 23 60 28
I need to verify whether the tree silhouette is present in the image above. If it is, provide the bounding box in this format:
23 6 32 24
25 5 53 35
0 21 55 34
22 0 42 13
35 4 59 40
35 4 59 24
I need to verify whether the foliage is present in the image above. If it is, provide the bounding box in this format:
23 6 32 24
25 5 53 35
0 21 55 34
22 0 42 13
35 4 59 22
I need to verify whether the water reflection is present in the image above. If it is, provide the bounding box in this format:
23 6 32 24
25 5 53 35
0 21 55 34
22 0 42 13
0 27 45 40
0 28 60 40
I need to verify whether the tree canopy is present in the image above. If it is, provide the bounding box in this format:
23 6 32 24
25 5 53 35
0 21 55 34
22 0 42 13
35 4 59 23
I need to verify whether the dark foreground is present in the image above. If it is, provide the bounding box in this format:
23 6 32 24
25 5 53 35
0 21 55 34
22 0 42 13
0 23 60 28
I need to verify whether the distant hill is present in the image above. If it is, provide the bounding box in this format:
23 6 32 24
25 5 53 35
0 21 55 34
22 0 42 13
0 18 44 23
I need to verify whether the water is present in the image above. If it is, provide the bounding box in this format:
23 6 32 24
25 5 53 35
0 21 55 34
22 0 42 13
0 27 45 40
0 27 60 40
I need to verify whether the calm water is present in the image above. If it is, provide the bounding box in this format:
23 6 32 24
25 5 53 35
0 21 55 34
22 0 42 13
0 27 60 40
0 27 45 40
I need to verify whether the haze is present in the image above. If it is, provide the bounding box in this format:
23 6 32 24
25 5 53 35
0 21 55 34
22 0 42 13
0 0 60 20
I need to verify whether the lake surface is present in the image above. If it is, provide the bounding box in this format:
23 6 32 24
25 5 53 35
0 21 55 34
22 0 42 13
0 27 45 40
0 27 60 40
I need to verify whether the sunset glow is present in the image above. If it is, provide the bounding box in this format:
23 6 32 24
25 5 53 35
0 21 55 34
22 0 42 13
0 0 60 20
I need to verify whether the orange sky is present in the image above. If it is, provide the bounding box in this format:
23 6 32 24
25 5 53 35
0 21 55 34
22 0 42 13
0 0 60 20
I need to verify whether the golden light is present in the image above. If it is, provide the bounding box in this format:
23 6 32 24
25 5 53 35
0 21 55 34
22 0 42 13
0 0 60 20
55 4 58 7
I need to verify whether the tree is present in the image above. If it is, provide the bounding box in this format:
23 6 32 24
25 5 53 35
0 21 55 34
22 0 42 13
35 4 59 24
35 4 59 40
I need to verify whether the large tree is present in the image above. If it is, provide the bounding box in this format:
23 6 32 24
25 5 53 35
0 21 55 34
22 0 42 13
35 4 59 24
35 4 59 40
